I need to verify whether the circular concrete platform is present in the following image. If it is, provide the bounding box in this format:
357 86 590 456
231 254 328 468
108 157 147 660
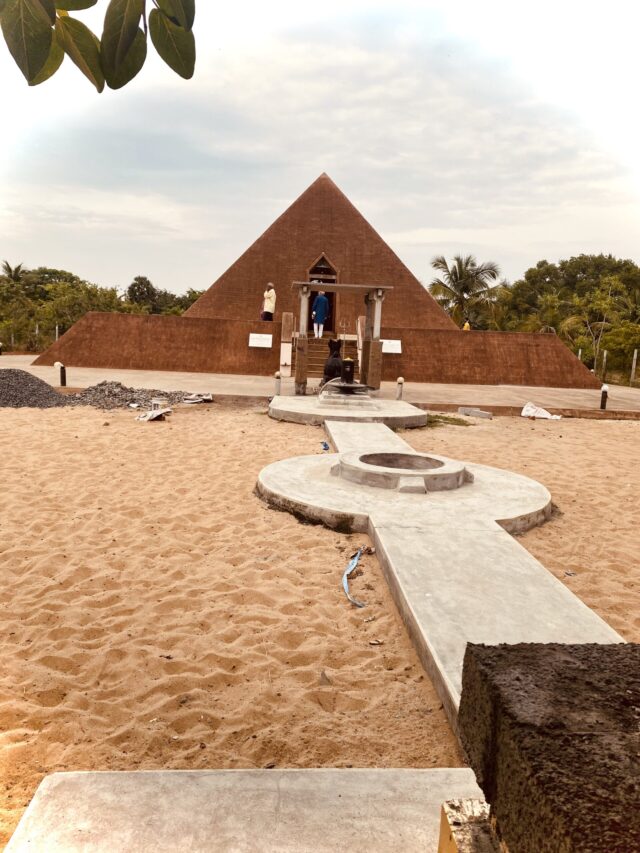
268 395 428 427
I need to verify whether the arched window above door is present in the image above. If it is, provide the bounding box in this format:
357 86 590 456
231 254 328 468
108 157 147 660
308 254 337 284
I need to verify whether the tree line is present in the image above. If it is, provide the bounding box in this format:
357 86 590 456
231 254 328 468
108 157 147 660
0 263 202 351
429 253 640 380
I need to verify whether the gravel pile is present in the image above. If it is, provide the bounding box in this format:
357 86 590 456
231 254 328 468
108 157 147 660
0 369 68 408
68 381 191 410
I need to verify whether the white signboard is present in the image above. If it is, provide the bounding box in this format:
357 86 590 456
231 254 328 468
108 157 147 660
249 333 273 349
382 339 402 354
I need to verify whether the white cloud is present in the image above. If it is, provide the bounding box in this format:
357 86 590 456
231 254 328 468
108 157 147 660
1 1 639 291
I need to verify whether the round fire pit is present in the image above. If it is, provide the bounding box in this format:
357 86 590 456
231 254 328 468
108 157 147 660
360 452 444 471
335 450 472 493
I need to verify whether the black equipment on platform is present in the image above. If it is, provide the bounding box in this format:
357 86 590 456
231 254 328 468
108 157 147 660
341 358 355 384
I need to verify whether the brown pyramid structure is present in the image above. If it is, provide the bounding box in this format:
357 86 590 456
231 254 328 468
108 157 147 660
34 174 599 390
185 173 456 332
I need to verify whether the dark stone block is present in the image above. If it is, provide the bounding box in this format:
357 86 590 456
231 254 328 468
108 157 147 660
458 643 640 853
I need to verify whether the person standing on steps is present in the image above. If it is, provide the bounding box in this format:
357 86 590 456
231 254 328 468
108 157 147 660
311 291 330 338
262 283 276 320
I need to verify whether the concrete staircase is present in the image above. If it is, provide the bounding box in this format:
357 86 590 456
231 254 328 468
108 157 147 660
293 336 359 378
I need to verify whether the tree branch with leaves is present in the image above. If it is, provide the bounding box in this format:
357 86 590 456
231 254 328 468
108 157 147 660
0 0 196 91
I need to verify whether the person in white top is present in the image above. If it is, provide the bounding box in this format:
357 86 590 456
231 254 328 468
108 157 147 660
262 283 276 320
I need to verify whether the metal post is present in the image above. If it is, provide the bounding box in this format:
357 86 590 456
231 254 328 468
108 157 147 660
631 349 638 385
396 377 404 400
54 361 66 387
274 371 281 396
55 324 59 341
602 349 608 381
600 384 608 410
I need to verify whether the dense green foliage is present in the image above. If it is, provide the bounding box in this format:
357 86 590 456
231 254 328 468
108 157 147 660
0 263 203 350
125 274 203 315
0 0 196 91
429 253 640 376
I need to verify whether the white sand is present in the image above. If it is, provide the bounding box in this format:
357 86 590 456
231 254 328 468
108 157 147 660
0 404 461 846
1 404 637 846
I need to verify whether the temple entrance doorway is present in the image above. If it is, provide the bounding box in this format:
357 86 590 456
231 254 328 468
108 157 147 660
307 291 335 334
308 255 337 334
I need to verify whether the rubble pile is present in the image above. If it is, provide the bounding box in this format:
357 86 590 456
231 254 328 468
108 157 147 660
68 381 191 410
0 369 68 408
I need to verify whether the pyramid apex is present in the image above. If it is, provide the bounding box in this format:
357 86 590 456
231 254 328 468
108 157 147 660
304 172 343 195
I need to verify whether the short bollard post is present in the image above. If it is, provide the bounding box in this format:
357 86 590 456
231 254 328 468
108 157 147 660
274 371 281 396
54 360 66 387
600 384 608 410
396 376 404 400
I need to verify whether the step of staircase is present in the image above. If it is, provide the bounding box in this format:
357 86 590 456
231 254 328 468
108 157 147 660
293 337 359 378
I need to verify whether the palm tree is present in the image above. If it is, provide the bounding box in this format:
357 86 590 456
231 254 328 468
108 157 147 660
429 254 500 326
1 261 28 282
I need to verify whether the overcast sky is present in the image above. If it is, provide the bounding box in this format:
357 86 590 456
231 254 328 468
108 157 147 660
2 1 640 294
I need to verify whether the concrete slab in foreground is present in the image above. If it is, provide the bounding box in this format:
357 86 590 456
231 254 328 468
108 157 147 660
6 768 482 853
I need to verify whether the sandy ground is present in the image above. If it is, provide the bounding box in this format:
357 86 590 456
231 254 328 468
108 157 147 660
0 403 460 847
0 405 638 846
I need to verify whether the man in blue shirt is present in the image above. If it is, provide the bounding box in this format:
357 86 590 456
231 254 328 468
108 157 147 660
312 291 330 338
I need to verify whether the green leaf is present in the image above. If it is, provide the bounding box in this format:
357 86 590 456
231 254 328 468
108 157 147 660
29 24 62 82
149 7 194 79
1 0 53 82
35 0 55 24
101 0 143 75
55 0 97 9
104 25 145 88
156 0 194 31
55 14 104 91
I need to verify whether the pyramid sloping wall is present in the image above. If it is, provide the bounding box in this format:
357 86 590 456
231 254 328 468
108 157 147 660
185 173 456 332
379 328 600 388
33 313 282 375
33 312 600 389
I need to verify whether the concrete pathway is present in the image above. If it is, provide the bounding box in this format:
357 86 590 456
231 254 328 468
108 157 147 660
7 769 482 852
257 421 623 728
3 354 640 412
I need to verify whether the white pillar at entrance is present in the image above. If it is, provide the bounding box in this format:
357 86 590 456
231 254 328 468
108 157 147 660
372 289 385 340
299 285 310 336
364 295 374 340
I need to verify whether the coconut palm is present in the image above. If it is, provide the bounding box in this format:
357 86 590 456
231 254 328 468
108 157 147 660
1 261 28 282
429 254 500 326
